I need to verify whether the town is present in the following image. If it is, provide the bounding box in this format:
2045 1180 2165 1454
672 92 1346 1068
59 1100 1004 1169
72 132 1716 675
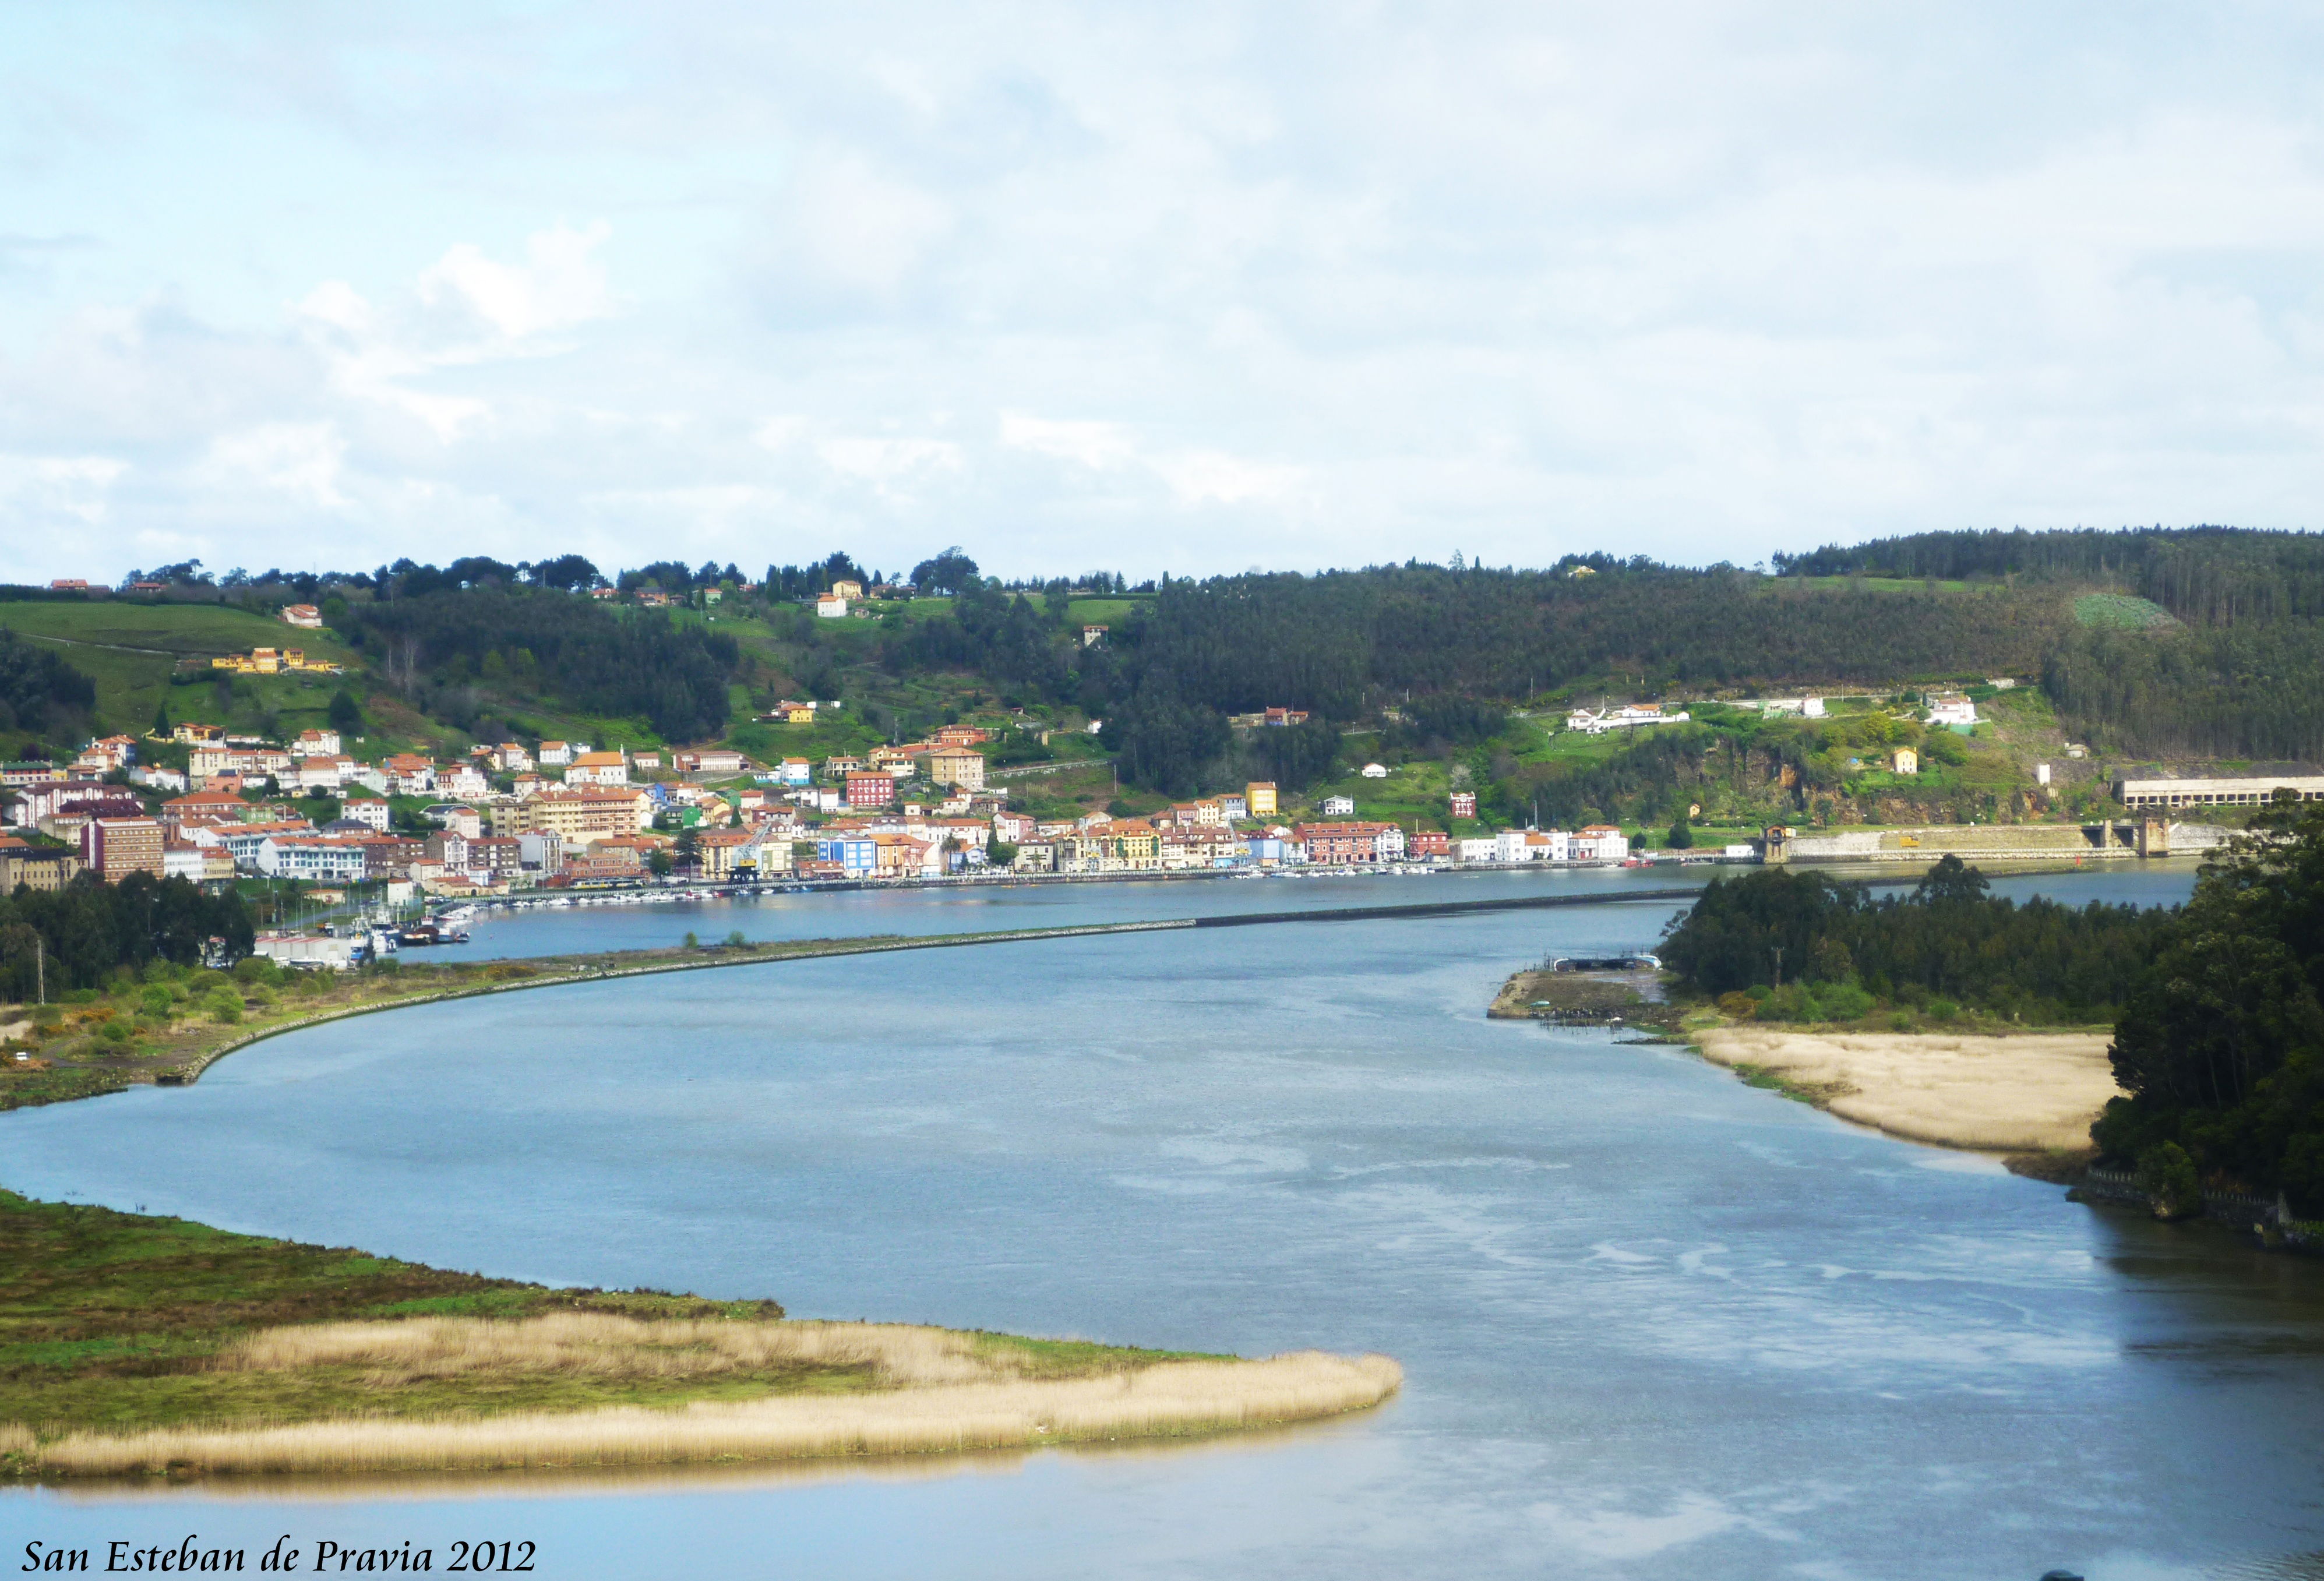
0 710 1669 946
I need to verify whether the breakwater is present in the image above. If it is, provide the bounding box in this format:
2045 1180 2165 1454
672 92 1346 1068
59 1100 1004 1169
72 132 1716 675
2077 1166 2324 1254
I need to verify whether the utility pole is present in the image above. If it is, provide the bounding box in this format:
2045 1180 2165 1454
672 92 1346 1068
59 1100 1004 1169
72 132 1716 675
35 934 44 1006
1771 945 1783 989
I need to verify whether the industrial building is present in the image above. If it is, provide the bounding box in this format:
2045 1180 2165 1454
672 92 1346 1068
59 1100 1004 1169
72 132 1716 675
2112 767 2324 810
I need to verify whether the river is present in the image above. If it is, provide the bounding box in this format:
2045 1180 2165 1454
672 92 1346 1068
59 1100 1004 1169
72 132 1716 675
9 862 2324 1579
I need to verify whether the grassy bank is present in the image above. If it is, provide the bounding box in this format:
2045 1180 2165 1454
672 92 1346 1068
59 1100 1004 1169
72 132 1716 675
0 1191 1399 1478
2 921 1190 1114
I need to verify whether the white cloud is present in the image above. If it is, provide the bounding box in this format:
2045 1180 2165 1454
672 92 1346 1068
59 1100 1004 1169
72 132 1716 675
1001 412 1303 506
1000 414 1138 471
782 154 953 294
417 221 615 342
10 10 2324 579
0 453 125 525
294 223 614 441
198 422 347 509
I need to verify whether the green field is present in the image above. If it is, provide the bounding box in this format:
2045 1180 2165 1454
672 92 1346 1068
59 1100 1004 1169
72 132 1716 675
0 599 364 740
2073 592 2180 630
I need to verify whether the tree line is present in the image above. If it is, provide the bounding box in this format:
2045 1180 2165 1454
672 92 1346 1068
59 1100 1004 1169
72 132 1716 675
1775 525 2324 627
0 874 255 1000
1659 856 2174 1024
341 587 740 742
0 628 97 749
2093 799 2324 1211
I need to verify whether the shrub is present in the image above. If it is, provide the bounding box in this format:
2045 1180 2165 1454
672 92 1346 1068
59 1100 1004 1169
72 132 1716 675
209 996 242 1025
234 957 281 986
1817 983 1877 1022
1715 991 1759 1020
139 986 173 1019
1927 998 1960 1024
97 1019 132 1045
2137 1142 2203 1220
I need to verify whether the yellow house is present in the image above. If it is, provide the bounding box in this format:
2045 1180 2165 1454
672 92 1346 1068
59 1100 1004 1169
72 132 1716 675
924 747 987 791
210 646 343 676
1105 824 1161 869
1245 781 1279 817
1891 747 1919 775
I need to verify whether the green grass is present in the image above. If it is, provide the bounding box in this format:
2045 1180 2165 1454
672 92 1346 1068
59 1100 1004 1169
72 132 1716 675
1290 758 1464 828
0 1190 1226 1444
0 601 366 739
0 1188 795 1434
2073 592 2180 630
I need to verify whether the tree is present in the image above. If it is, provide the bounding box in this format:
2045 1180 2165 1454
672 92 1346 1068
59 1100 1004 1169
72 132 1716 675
1666 816 1694 849
1912 853 1988 906
910 546 980 595
151 699 170 739
327 690 364 735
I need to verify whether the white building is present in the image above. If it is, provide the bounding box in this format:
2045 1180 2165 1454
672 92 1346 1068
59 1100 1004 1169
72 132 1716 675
341 796 390 831
563 751 629 787
438 762 492 799
1322 794 1356 816
253 933 360 969
1360 763 1388 779
2114 769 2324 810
1493 828 1570 863
817 595 849 618
1566 704 1692 736
255 835 371 881
1570 825 1630 862
1925 694 1979 729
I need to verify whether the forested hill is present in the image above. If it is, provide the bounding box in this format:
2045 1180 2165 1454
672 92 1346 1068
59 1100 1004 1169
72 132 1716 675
1088 563 2057 718
341 588 740 742
1767 528 2324 763
1774 525 2324 626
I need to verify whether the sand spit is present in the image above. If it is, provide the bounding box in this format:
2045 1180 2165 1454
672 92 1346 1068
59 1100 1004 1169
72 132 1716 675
1694 1026 2121 1152
26 1350 1402 1478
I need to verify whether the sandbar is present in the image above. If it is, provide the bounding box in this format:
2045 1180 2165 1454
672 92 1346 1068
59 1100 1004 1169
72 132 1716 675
1693 1026 2121 1152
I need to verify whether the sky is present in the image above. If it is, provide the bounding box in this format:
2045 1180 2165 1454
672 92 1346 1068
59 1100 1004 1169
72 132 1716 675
5 3 2324 586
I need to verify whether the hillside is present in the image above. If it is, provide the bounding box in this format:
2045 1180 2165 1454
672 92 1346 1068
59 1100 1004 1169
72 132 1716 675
5 528 2315 836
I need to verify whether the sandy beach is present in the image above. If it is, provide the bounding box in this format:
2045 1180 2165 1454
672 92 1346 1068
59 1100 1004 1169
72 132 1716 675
1693 1026 2122 1152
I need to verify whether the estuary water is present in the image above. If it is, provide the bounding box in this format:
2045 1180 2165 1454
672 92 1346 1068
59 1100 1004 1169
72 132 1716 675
449 857 2210 960
10 863 2324 1579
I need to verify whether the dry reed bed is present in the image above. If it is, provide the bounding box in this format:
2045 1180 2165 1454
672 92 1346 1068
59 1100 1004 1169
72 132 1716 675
9 1315 1399 1477
217 1314 1017 1387
26 1353 1402 1476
